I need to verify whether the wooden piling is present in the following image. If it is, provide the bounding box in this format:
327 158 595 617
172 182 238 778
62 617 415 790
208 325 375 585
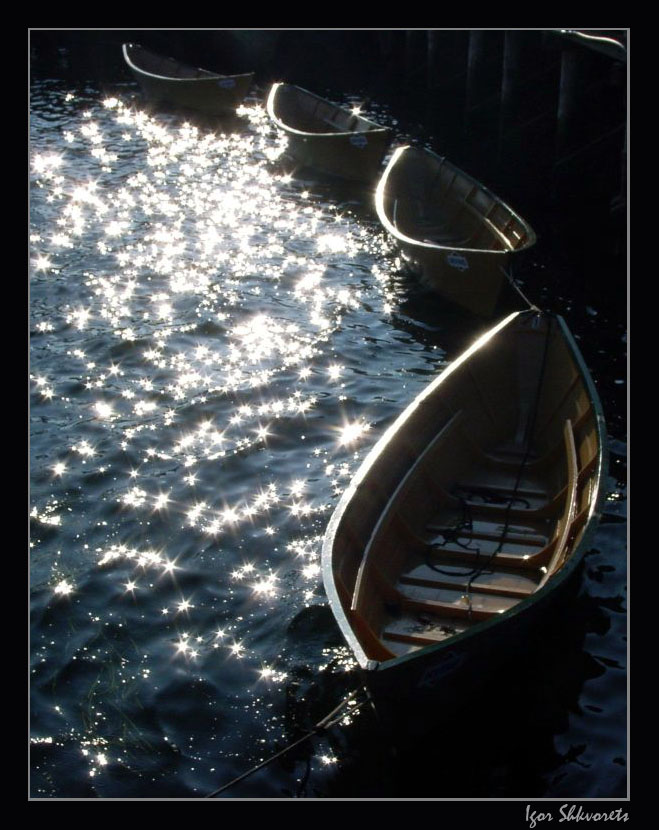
555 45 584 165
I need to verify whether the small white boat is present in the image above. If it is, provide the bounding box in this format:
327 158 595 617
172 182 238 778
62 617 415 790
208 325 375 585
122 43 254 117
266 82 391 183
375 145 537 316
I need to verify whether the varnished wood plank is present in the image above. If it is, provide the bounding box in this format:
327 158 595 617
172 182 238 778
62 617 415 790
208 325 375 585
456 496 562 522
427 534 548 558
399 561 539 598
426 538 556 571
426 517 548 547
382 614 470 647
454 478 550 511
398 582 520 621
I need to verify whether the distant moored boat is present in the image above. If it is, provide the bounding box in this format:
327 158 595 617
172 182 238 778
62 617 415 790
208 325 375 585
266 82 391 184
122 43 254 117
375 145 537 317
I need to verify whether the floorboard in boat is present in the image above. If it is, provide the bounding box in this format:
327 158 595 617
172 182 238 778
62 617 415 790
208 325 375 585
426 515 549 546
382 613 471 653
425 534 547 559
400 557 541 598
397 582 521 616
454 469 550 511
454 488 549 512
483 443 541 464
423 542 552 571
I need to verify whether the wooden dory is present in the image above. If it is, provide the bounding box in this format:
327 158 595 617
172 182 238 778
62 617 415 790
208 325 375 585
122 43 253 117
321 310 606 712
266 82 391 183
375 145 537 317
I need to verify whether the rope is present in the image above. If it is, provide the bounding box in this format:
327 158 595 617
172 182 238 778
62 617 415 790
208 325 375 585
464 312 554 596
425 498 483 578
501 264 539 312
204 687 370 798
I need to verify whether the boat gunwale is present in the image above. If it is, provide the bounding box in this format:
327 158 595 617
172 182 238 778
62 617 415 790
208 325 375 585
266 82 390 139
320 310 608 674
374 145 537 257
122 43 253 86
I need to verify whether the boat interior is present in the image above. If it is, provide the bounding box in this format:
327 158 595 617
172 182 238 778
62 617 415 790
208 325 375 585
387 148 534 254
125 44 218 80
333 314 600 662
274 85 385 135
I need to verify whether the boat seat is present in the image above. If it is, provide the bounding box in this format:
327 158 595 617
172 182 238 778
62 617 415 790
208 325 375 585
397 581 520 622
453 478 550 513
382 613 469 650
426 518 548 548
452 488 562 521
423 537 554 571
353 415 586 661
367 560 518 625
455 412 597 524
399 558 540 599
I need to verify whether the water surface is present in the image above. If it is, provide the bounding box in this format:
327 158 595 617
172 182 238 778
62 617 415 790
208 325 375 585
30 77 627 800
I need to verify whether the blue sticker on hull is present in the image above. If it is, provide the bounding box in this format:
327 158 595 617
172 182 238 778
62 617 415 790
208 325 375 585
350 134 368 148
446 252 469 271
218 78 236 89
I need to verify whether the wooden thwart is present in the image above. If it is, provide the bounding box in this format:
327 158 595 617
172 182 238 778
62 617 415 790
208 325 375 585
397 582 518 621
383 614 468 647
426 519 548 547
399 561 539 599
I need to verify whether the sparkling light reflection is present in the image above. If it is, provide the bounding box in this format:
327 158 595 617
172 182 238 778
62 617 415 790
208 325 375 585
338 420 371 446
30 91 401 793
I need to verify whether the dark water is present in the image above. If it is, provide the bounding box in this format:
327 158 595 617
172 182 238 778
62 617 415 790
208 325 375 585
30 53 627 801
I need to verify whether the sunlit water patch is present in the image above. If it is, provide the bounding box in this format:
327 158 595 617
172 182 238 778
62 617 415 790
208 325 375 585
29 85 423 797
30 79 626 799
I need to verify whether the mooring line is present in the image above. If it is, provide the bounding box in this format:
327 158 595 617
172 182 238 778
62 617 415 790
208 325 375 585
501 264 539 312
204 686 371 798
